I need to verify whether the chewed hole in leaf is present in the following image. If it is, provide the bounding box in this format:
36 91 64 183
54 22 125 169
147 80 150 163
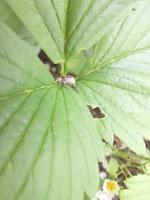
38 49 61 79
38 50 76 87
144 139 150 150
87 105 105 119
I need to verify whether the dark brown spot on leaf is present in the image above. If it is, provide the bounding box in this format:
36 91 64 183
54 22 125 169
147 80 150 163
144 139 150 150
87 105 105 119
38 49 61 79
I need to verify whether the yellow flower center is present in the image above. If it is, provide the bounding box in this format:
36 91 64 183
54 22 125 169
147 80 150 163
106 181 117 192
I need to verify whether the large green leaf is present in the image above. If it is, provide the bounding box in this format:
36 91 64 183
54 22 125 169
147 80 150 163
120 175 150 200
1 0 150 199
5 0 136 63
0 24 104 200
76 0 150 155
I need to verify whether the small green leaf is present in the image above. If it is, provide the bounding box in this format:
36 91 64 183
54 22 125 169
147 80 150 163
120 174 150 200
107 158 119 178
145 163 150 175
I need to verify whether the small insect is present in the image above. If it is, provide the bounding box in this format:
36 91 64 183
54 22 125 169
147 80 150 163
56 75 75 87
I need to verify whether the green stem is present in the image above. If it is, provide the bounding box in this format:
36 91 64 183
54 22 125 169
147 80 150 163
60 65 65 76
107 144 150 163
112 147 150 162
60 61 67 76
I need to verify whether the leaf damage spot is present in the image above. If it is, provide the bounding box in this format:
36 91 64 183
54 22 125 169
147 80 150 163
144 139 150 150
38 49 61 79
87 105 105 119
38 50 76 87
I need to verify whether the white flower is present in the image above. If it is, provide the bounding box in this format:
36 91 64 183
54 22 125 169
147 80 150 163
103 179 119 197
99 191 112 200
93 190 112 200
95 190 101 199
93 179 119 200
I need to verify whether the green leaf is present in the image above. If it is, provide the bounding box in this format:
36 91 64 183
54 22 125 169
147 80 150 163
0 1 38 51
120 174 150 200
5 0 66 63
6 0 136 63
145 163 150 175
107 158 119 178
65 0 138 58
76 0 150 155
0 24 104 200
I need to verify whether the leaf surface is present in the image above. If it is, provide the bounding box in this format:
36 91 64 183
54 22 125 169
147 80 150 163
0 1 38 51
6 0 136 63
120 175 150 200
76 0 150 155
1 0 150 199
0 24 104 200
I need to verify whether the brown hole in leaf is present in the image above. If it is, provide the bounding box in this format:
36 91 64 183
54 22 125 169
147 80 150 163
113 135 126 150
66 72 77 78
87 105 105 119
38 50 77 82
144 139 150 150
38 49 61 79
